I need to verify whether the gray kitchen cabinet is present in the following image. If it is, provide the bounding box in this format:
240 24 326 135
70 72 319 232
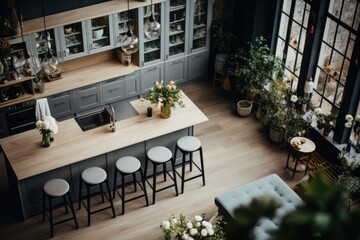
164 56 187 85
187 50 209 82
138 2 165 67
47 90 76 120
140 63 164 94
86 15 115 55
0 108 8 138
101 76 126 104
125 71 140 98
29 28 62 63
75 83 102 113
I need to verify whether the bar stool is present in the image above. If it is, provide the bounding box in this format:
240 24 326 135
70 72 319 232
78 167 116 226
42 178 78 238
285 136 316 178
174 136 205 194
113 156 149 215
144 146 178 204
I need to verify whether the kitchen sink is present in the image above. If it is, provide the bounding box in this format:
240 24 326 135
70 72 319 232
75 110 111 131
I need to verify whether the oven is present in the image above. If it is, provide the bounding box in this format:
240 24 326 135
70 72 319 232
5 99 36 135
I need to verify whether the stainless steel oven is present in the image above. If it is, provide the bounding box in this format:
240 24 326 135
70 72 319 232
5 99 36 135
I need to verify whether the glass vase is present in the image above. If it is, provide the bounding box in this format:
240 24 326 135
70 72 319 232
160 104 171 118
323 126 331 137
41 132 51 147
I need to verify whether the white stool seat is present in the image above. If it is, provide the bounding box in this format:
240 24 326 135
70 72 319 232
44 179 70 197
116 156 141 174
147 146 172 163
177 136 201 152
82 167 107 185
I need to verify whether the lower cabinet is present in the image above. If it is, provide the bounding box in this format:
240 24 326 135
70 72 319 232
164 56 187 85
47 91 76 120
140 63 164 94
75 83 102 114
187 50 209 82
125 71 140 98
102 76 126 104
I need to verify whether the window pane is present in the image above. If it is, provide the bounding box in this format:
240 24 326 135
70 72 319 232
286 47 296 72
290 22 301 49
323 18 336 46
283 0 292 14
279 14 289 39
295 53 303 76
299 28 307 52
294 1 306 23
329 0 341 19
334 25 350 55
276 38 285 59
346 33 356 58
340 0 358 27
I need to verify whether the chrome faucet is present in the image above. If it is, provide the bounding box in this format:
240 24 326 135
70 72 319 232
106 103 116 132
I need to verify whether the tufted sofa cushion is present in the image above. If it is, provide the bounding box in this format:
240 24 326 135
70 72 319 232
215 174 303 240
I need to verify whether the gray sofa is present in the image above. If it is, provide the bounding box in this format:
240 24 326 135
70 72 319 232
215 174 303 239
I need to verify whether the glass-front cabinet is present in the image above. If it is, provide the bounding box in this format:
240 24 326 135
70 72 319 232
190 0 210 52
29 29 61 62
58 21 88 61
165 0 188 60
113 10 137 48
86 15 114 54
139 2 164 66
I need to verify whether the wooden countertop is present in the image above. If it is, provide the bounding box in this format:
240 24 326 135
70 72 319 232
0 93 208 180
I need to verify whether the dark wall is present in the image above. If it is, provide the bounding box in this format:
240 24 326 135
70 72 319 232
0 0 109 21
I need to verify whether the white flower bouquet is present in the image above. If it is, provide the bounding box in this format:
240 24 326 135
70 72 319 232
36 116 58 135
160 213 225 240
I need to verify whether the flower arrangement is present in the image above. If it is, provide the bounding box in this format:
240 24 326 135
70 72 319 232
314 107 337 131
36 116 58 147
337 148 360 174
144 80 185 108
160 213 225 240
345 114 360 145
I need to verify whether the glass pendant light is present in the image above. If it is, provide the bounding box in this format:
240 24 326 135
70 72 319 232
40 0 61 80
119 0 139 54
144 0 161 39
16 1 41 76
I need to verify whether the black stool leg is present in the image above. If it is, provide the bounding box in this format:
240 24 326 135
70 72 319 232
171 158 179 196
163 163 167 181
49 197 54 238
189 152 193 172
121 173 125 215
144 157 149 178
67 192 79 229
285 150 292 169
133 172 137 191
105 179 116 218
113 169 118 199
199 147 205 186
140 169 149 207
152 163 157 204
181 152 186 194
100 183 105 203
86 184 91 226
63 195 69 214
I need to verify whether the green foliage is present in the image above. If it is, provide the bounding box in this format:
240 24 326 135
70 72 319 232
236 36 283 95
211 20 235 54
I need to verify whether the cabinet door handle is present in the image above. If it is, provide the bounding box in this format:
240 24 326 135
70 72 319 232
108 87 122 93
54 101 65 106
172 60 181 64
82 94 95 99
148 67 157 72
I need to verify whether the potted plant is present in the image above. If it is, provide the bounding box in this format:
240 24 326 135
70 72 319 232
237 99 252 117
235 36 283 102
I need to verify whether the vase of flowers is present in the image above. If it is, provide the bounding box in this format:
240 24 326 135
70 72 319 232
160 213 225 240
314 108 337 136
144 80 185 118
345 114 360 152
36 116 58 147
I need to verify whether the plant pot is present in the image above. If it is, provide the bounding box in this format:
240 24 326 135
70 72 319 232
237 100 252 117
269 127 284 143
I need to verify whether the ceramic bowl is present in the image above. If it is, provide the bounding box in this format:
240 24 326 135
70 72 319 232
65 27 72 34
92 28 104 39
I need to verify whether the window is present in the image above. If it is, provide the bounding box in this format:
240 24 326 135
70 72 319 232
275 0 360 145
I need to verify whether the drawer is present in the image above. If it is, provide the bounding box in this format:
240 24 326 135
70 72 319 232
102 77 125 104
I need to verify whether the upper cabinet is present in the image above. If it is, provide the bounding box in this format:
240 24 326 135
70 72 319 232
29 29 61 62
58 21 89 61
113 9 138 48
86 15 114 54
190 0 211 53
138 2 165 67
165 0 189 60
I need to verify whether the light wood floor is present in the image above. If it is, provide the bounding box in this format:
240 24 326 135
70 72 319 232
0 81 308 240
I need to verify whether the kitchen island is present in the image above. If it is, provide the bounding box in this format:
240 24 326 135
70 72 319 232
0 93 208 220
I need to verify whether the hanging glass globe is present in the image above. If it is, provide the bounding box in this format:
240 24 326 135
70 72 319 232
23 51 41 76
144 13 161 39
42 50 61 80
119 27 139 54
